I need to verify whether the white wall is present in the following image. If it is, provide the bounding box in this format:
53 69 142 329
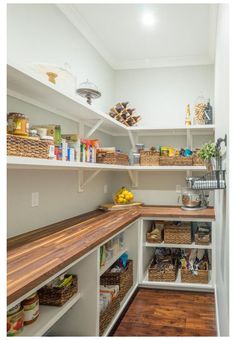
214 4 229 336
115 65 214 128
7 96 113 238
7 4 115 111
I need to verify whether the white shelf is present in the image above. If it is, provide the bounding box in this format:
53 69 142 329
7 63 127 136
141 269 214 291
20 292 81 336
7 63 215 137
144 241 212 249
7 157 206 172
100 248 128 276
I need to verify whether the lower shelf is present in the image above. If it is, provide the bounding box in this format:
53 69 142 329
102 283 138 336
144 241 212 249
141 270 214 292
19 292 81 336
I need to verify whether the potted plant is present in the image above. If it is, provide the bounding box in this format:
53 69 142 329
198 142 221 171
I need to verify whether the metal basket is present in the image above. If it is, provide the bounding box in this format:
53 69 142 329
191 170 226 190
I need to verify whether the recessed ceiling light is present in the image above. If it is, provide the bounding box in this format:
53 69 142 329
141 11 156 27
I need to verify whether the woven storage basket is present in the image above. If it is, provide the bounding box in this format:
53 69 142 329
148 259 178 282
99 294 120 335
38 275 78 306
140 150 160 166
146 221 164 243
164 224 192 244
160 156 193 166
7 134 50 159
100 260 133 302
181 269 209 284
192 155 205 166
194 233 210 245
96 151 129 165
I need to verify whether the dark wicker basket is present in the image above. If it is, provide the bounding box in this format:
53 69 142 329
148 258 178 282
7 134 50 159
194 233 211 245
38 275 78 306
96 151 129 165
99 294 120 336
164 224 192 244
100 260 133 302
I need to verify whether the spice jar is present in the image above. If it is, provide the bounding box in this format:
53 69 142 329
7 304 24 336
7 112 29 136
22 292 39 325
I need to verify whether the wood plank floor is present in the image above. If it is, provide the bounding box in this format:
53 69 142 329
112 289 217 336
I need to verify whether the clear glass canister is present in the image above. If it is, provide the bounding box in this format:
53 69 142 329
194 95 207 125
7 112 29 136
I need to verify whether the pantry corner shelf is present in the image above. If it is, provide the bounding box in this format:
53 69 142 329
141 269 214 292
19 292 81 337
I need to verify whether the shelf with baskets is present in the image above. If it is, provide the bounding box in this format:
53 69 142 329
144 241 212 249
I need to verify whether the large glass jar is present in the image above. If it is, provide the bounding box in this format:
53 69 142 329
194 95 207 125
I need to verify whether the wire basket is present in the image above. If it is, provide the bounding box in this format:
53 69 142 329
191 170 226 190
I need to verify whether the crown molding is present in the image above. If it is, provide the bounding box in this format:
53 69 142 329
57 4 215 71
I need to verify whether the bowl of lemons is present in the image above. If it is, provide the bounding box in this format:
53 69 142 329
113 186 134 205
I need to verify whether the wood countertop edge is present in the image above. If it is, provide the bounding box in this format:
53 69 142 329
7 206 215 305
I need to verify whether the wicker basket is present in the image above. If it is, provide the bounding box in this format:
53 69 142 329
38 275 78 306
194 233 211 245
148 259 178 282
160 156 193 166
99 294 120 335
192 155 205 166
100 260 133 302
181 269 209 284
164 224 192 244
140 150 160 166
96 151 129 165
7 134 50 159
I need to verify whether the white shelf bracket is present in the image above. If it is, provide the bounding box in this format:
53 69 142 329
128 170 138 187
78 169 102 192
86 119 104 138
128 130 136 150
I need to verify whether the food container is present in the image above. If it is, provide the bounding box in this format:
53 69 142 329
41 136 55 159
36 128 48 139
194 95 207 125
135 144 144 153
161 146 169 156
7 112 29 136
132 152 140 165
29 129 40 140
22 292 40 325
7 305 24 336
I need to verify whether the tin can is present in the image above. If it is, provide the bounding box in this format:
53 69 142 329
22 292 39 325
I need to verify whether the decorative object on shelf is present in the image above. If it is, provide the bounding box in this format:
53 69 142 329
204 99 213 124
198 141 220 172
180 249 209 284
146 221 165 243
194 95 207 125
148 248 178 282
109 102 141 127
164 222 192 244
7 304 24 336
113 186 134 205
7 112 29 137
100 259 133 302
38 274 78 307
30 62 76 90
185 104 192 126
76 79 101 104
22 292 40 325
96 149 129 165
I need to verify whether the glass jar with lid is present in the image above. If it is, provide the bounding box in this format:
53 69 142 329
7 112 29 136
194 95 207 125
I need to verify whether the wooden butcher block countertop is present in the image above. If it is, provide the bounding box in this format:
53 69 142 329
7 206 215 305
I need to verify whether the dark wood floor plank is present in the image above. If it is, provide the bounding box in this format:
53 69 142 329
112 289 216 337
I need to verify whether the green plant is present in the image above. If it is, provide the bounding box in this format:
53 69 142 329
198 142 220 161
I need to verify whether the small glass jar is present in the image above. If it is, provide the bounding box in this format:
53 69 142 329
22 292 39 325
7 305 24 336
7 112 29 136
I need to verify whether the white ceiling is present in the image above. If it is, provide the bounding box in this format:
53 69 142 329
58 4 218 70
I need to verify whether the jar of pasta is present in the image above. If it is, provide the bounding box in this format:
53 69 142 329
194 96 207 125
